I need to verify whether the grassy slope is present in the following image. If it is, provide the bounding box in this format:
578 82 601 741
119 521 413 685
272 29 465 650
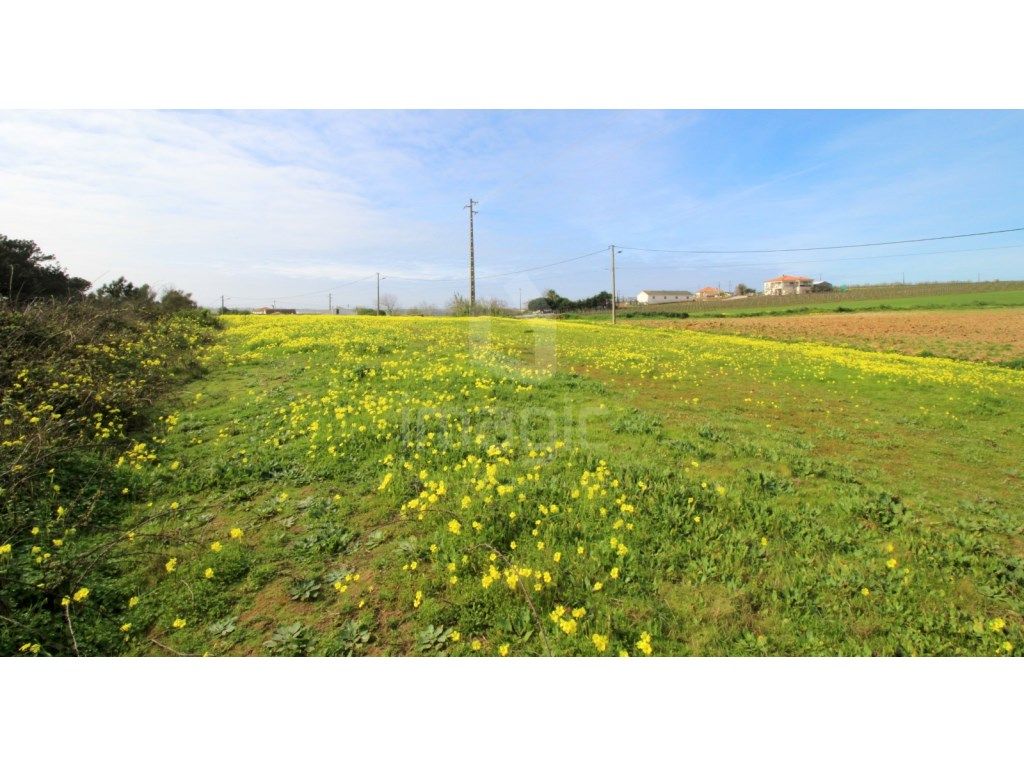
573 288 1024 320
115 317 1023 656
688 288 1024 316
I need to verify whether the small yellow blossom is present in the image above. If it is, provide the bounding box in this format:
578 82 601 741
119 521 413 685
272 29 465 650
210 541 222 553
204 567 214 579
72 587 89 602
229 527 243 539
592 634 609 653
120 623 132 632
172 618 187 629
128 595 140 608
635 631 653 656
886 558 898 569
498 643 510 656
447 519 462 535
165 557 177 573
861 587 871 596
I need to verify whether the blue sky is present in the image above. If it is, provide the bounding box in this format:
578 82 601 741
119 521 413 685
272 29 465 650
1 110 1023 308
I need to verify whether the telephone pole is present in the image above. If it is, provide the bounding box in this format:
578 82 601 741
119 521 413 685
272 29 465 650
376 272 381 315
220 294 225 312
465 198 477 310
610 245 618 325
328 293 332 313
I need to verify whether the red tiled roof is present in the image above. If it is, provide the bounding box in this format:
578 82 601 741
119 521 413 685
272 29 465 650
765 275 812 283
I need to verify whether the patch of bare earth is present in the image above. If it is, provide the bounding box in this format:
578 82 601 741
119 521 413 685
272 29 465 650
644 308 1024 364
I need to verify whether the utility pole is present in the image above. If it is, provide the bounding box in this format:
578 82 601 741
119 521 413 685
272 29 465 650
220 294 225 312
465 198 477 311
610 245 618 325
328 292 332 314
376 272 381 315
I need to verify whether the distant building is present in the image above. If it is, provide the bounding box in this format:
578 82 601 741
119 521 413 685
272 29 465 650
812 280 834 292
696 286 727 300
252 307 297 315
636 290 694 305
763 275 814 296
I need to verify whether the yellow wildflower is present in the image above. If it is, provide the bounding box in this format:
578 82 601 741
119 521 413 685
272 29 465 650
592 634 609 653
635 631 653 656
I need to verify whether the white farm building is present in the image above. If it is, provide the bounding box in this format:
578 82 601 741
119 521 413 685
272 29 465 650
636 290 693 305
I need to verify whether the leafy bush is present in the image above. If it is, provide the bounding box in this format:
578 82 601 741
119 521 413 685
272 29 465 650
0 300 217 655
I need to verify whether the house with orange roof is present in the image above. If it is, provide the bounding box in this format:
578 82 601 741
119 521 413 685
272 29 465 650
762 275 814 296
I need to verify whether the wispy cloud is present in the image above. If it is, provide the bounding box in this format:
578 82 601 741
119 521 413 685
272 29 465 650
1 110 1023 306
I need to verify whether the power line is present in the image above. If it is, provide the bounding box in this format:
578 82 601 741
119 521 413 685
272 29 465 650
619 225 1024 255
612 242 1024 271
218 225 1024 305
380 247 608 283
478 248 608 279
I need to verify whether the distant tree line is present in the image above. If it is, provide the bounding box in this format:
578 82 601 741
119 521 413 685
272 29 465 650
1 234 198 311
527 289 612 312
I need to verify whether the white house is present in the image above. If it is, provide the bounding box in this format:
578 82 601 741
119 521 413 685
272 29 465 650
636 290 694 305
762 275 814 296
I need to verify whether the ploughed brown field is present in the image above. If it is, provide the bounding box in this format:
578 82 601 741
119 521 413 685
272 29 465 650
643 307 1024 365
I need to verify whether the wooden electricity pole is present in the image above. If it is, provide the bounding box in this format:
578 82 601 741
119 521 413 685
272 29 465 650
610 245 618 325
465 198 477 310
328 292 332 313
376 272 381 315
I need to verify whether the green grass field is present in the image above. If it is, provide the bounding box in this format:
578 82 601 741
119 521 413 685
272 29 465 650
54 314 1021 657
570 282 1024 320
691 288 1024 317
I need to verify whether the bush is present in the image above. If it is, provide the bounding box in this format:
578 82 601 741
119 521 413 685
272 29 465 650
0 300 218 655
